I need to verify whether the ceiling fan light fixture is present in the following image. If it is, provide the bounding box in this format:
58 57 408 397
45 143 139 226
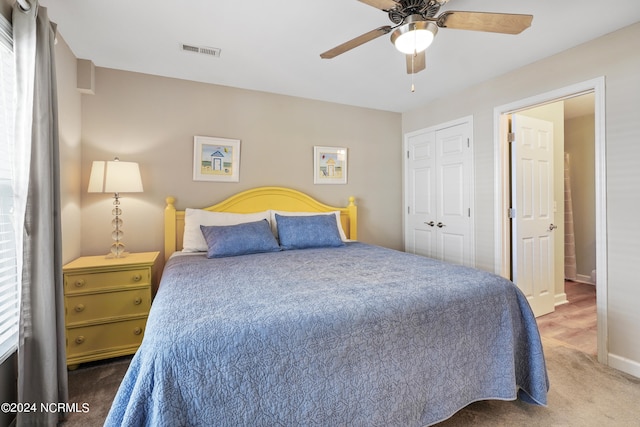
391 20 438 54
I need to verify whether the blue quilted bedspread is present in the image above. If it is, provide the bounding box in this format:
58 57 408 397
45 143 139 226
105 243 548 426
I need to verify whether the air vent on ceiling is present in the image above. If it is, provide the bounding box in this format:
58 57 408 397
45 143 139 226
180 43 221 58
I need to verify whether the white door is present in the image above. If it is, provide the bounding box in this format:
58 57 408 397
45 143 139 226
435 123 472 266
405 121 473 266
511 114 556 317
405 130 436 258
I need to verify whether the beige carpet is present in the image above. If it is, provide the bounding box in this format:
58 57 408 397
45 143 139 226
439 338 640 426
62 338 640 426
62 355 132 427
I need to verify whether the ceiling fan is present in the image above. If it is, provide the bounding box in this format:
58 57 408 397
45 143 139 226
320 0 533 74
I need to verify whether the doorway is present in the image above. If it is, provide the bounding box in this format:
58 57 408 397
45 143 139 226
493 77 608 364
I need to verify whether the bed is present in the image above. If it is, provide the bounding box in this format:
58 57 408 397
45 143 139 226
105 186 548 427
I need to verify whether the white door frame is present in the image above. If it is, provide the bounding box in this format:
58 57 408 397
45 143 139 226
493 77 608 364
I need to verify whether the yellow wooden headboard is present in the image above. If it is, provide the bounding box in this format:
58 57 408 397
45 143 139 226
164 186 357 261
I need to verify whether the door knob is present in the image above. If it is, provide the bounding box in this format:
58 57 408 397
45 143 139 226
548 223 558 231
436 222 445 228
424 221 435 227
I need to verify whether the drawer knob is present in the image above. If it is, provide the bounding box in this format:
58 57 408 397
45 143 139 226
133 327 143 335
74 304 85 312
133 297 142 305
75 279 85 288
75 336 85 345
132 274 142 282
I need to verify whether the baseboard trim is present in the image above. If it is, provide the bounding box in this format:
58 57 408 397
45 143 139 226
608 353 640 379
555 292 568 306
576 274 595 285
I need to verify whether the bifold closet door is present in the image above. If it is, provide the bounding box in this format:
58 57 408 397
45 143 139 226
405 130 436 258
405 121 473 266
434 124 472 266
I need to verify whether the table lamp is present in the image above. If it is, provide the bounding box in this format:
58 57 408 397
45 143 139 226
88 158 143 258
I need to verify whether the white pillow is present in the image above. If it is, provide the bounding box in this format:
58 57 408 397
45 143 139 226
182 209 271 252
269 210 349 242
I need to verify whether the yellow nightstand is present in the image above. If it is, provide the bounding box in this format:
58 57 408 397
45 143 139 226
62 251 159 369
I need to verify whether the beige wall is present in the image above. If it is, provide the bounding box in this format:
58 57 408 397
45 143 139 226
403 22 640 375
56 35 83 264
565 114 596 280
79 68 402 264
0 0 9 19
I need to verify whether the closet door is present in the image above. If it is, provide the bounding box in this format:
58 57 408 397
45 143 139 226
404 120 474 266
405 130 436 258
435 123 472 266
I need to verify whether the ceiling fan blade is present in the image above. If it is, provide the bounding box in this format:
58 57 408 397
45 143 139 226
320 26 392 59
437 11 533 35
357 0 398 11
406 51 426 74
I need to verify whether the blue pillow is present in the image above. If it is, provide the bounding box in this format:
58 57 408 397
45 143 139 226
200 219 281 258
275 213 345 250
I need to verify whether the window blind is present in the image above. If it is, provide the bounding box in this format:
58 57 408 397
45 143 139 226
0 13 19 364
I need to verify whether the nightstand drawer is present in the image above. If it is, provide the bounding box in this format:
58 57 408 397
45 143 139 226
65 288 151 326
66 318 146 359
65 268 150 294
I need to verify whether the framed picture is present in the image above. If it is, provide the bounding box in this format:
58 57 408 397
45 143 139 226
314 146 347 184
193 136 241 182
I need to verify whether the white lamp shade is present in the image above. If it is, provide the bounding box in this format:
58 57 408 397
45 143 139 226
391 21 438 55
88 160 143 193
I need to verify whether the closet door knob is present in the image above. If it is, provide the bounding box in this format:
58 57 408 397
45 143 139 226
436 222 446 228
424 221 435 227
548 223 558 231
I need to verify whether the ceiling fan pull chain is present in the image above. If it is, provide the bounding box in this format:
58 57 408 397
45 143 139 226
411 49 416 92
410 26 417 92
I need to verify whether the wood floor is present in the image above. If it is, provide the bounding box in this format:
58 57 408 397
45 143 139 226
536 280 597 355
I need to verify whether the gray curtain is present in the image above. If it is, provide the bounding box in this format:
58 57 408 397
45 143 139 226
13 2 68 426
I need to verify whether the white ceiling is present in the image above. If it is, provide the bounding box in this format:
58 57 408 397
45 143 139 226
41 0 640 113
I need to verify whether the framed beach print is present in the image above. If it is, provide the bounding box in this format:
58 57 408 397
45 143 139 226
314 146 348 184
193 136 241 182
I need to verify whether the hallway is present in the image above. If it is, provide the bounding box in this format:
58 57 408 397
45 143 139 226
536 281 597 355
